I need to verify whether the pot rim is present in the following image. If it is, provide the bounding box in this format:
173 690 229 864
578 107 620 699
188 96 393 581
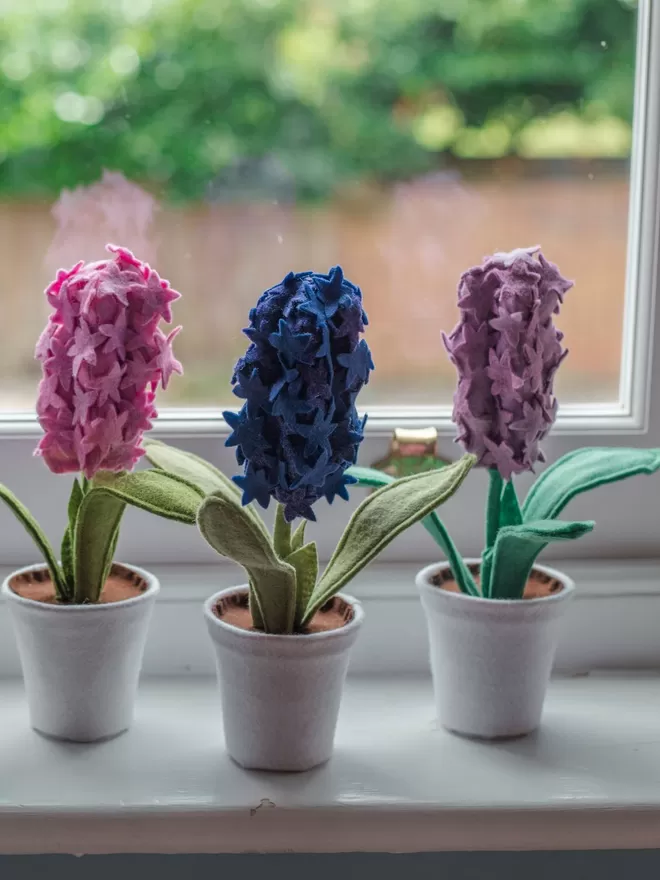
416 559 575 607
1 561 160 612
203 585 364 643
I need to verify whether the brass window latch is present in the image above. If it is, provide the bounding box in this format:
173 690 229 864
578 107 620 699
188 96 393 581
370 427 451 479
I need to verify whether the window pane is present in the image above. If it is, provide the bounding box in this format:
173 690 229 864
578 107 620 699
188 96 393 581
0 0 638 411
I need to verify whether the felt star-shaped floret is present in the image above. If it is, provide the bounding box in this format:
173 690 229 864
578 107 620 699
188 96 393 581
268 318 316 366
296 407 337 456
154 326 183 390
233 466 272 509
68 318 103 377
322 469 357 504
337 339 374 388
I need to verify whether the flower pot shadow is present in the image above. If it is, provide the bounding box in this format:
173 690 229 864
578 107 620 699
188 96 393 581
481 699 660 795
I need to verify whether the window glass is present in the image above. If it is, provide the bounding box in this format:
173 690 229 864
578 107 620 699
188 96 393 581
0 0 638 410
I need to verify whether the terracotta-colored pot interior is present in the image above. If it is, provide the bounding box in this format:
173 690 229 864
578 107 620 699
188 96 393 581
431 563 563 600
214 591 354 634
9 563 148 605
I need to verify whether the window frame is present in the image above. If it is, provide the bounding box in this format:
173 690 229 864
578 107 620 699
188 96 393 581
0 0 658 570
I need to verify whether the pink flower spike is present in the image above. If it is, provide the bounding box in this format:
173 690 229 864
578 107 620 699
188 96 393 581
35 243 183 478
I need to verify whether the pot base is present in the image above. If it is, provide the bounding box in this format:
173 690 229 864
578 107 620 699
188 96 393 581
33 724 129 745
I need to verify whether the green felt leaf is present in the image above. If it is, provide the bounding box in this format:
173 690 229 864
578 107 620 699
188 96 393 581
61 478 85 596
488 518 595 600
522 447 660 523
305 454 476 622
288 541 319 629
291 519 307 552
424 510 480 597
499 480 522 529
273 502 292 559
92 469 205 524
198 491 297 634
348 464 479 597
0 482 66 599
143 439 269 537
74 488 127 603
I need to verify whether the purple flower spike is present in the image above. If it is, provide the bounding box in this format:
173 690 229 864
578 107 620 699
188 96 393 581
35 244 182 479
443 246 573 480
226 267 373 522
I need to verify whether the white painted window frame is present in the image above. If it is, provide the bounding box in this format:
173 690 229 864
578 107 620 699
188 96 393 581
0 1 658 575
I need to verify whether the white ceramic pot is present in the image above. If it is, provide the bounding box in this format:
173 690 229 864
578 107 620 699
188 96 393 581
2 562 159 742
204 586 364 771
416 560 575 739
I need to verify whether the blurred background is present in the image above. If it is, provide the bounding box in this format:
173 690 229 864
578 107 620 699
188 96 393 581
0 0 638 410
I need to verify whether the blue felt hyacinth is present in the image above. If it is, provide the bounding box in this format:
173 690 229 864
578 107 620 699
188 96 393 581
224 266 374 522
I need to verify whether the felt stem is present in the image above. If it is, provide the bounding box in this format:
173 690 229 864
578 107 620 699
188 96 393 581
0 482 66 600
481 469 503 597
273 503 292 559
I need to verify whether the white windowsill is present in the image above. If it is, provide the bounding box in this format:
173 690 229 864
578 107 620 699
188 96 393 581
1 673 660 854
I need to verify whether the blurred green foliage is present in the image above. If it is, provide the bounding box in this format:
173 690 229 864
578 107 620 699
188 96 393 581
0 0 637 202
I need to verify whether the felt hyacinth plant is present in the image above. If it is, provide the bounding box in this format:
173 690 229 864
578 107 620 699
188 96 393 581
144 267 476 633
350 246 660 600
0 245 204 603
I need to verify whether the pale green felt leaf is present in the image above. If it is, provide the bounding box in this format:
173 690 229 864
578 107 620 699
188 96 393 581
198 491 297 634
305 454 476 622
248 577 265 631
348 464 478 597
288 541 319 629
273 502 292 559
74 488 126 603
92 469 204 524
291 519 307 552
488 518 594 600
522 447 660 523
144 439 269 536
0 482 66 599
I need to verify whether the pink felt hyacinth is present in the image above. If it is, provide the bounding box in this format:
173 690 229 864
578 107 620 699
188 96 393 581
35 244 182 478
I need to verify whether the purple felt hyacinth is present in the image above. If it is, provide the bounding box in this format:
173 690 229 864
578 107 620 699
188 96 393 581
225 267 374 522
443 246 573 480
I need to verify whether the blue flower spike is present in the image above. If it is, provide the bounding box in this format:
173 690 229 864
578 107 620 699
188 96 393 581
226 267 373 521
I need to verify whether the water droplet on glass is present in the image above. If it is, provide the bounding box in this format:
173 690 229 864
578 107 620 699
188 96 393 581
277 235 283 244
588 173 594 181
600 41 608 49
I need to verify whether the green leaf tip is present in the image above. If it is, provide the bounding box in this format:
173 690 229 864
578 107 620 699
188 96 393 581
488 518 594 600
92 468 205 524
197 490 297 633
304 453 476 622
523 447 660 523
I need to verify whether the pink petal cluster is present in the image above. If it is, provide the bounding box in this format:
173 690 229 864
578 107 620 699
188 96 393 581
35 244 182 478
443 247 573 481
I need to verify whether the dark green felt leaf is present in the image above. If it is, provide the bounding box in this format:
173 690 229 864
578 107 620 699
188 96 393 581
488 519 594 600
347 464 478 597
0 482 65 598
198 491 297 634
305 454 476 621
522 447 660 522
